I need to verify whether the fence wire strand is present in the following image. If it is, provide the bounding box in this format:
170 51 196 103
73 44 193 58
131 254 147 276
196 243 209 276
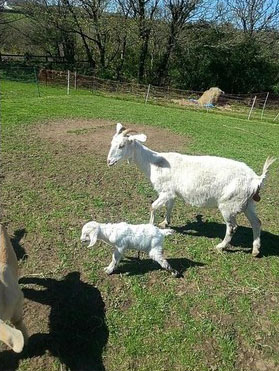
1 66 279 122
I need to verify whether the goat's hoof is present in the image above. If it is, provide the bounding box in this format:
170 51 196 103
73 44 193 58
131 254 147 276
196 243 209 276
104 267 113 275
215 244 225 253
252 248 260 257
159 221 168 229
172 271 182 278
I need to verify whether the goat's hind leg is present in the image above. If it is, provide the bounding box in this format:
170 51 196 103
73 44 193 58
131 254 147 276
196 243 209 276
104 249 122 275
149 248 180 277
244 201 261 257
216 208 237 252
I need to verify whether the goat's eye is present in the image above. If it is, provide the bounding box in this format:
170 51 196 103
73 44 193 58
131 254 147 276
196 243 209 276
119 143 125 149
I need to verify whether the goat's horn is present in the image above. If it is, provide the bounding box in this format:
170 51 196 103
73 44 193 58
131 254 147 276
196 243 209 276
121 128 138 136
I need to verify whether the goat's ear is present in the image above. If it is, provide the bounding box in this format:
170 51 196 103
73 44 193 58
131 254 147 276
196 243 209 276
129 134 147 143
88 230 98 247
0 321 24 353
116 123 123 134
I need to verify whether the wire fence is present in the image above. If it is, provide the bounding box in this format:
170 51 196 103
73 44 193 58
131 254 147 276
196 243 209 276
1 65 279 122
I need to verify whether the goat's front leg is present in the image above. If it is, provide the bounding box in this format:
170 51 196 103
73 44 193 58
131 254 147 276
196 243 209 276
149 193 170 225
159 198 175 228
104 249 122 275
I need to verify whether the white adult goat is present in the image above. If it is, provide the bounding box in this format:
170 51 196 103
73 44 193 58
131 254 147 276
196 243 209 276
81 221 180 276
0 223 28 352
107 123 276 256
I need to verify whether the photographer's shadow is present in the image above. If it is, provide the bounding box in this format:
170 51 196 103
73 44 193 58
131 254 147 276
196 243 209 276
0 272 108 371
173 214 279 257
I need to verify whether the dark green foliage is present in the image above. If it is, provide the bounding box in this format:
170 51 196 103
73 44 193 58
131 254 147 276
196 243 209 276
1 3 279 93
171 23 279 93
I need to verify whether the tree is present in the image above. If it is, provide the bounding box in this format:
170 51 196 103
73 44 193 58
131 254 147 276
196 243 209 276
62 0 97 69
129 0 159 83
20 0 78 65
154 0 203 85
114 0 133 79
227 0 279 37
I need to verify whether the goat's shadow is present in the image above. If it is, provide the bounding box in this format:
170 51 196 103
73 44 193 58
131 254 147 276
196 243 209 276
173 214 279 257
10 228 28 261
0 272 108 371
114 256 205 276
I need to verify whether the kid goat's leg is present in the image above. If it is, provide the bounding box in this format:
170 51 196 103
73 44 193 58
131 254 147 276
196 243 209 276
104 249 122 275
244 201 261 257
149 248 180 277
216 208 237 252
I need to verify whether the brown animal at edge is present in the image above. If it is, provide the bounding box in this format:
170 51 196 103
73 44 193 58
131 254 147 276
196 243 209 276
0 223 28 352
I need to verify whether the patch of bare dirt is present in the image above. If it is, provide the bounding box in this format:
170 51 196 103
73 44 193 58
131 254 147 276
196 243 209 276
37 119 189 155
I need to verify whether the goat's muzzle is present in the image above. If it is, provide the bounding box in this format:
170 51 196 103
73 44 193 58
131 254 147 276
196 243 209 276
107 159 117 167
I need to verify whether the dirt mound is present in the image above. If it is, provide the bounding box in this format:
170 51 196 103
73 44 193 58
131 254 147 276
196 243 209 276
37 119 189 154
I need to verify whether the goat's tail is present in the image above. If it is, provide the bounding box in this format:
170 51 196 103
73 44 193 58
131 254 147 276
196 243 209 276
252 157 276 202
259 157 277 188
160 228 174 236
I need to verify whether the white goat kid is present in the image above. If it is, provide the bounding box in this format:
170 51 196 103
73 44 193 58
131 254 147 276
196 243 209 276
80 221 179 277
0 223 28 352
107 123 276 257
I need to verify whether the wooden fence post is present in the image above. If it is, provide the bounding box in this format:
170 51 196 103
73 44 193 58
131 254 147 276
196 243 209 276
145 84 151 104
67 70 70 95
248 96 257 120
261 92 269 120
74 71 77 90
33 66 40 97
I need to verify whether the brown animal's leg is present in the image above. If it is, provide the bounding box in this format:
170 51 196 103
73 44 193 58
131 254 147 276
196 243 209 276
11 303 28 345
0 320 24 353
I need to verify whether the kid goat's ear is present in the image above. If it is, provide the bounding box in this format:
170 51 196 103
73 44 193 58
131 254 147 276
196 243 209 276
88 230 98 247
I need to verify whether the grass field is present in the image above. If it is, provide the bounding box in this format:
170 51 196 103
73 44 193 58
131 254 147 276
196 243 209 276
1 80 279 371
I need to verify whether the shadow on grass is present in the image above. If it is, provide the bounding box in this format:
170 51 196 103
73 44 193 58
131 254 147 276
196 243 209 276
114 256 205 277
10 228 28 261
173 214 279 257
0 272 108 371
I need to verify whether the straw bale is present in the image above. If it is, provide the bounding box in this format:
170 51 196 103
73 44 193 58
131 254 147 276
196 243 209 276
198 87 224 106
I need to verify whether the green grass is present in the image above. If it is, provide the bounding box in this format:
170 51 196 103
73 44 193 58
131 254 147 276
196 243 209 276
1 80 279 370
